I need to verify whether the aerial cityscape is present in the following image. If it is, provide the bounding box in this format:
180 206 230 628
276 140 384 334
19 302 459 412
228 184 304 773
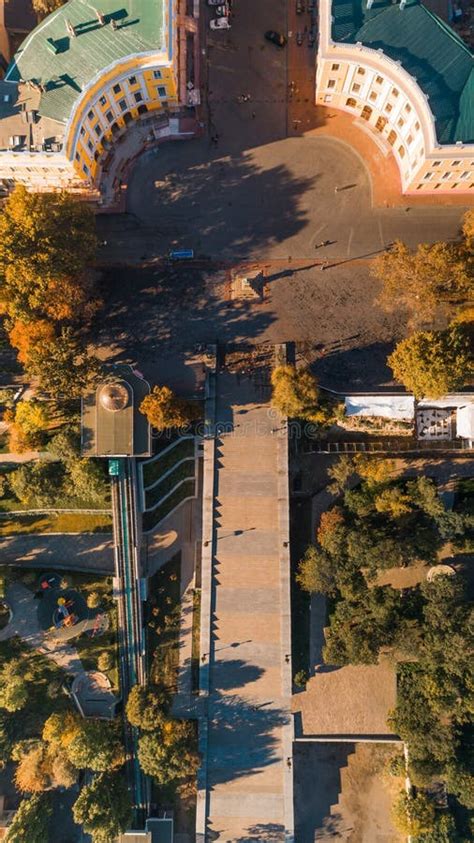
0 0 472 841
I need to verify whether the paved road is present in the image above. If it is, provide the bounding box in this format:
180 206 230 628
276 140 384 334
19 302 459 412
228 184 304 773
0 533 114 573
203 371 293 841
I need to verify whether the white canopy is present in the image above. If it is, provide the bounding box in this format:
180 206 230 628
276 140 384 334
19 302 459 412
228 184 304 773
456 404 474 439
345 395 415 420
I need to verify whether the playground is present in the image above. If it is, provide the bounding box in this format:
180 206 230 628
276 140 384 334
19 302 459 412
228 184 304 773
37 572 109 643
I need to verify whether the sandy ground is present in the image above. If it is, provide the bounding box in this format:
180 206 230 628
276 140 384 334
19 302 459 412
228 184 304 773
294 742 403 842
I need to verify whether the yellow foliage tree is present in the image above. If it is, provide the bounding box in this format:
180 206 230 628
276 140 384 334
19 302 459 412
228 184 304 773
354 455 396 487
374 486 412 518
14 745 51 793
8 320 56 366
42 712 81 750
392 791 436 836
139 385 198 431
388 322 473 398
271 365 321 420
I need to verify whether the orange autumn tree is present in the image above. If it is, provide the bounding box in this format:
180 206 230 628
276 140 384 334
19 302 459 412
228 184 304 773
8 320 56 365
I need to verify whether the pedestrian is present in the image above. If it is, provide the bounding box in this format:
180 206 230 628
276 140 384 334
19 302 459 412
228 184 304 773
251 111 256 119
334 186 339 194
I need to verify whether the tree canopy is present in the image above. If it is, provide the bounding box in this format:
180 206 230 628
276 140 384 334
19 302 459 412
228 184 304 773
372 238 472 326
6 793 52 843
271 365 323 421
137 721 199 784
126 684 169 731
388 322 473 398
72 773 132 843
140 385 198 431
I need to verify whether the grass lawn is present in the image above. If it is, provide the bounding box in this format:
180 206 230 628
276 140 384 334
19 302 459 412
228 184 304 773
143 438 195 488
0 511 113 536
145 460 195 510
143 479 195 532
147 554 181 693
290 497 312 679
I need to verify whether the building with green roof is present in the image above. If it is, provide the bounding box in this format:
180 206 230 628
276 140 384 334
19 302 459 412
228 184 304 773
0 0 198 199
317 0 473 194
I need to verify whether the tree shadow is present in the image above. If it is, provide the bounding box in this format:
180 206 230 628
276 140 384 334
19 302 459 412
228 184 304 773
311 340 399 393
294 742 355 842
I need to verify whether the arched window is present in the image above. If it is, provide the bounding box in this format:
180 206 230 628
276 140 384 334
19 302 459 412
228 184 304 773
387 130 397 145
346 97 357 108
360 105 372 121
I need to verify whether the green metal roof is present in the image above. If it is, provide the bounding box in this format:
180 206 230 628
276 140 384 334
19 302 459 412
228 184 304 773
331 0 474 144
5 0 166 124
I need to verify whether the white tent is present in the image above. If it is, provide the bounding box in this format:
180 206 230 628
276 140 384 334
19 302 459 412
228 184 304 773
345 395 415 420
456 404 474 440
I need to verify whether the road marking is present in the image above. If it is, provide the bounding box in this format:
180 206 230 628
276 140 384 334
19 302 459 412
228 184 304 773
347 226 354 256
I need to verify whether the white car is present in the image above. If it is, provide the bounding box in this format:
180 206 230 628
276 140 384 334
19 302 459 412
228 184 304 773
210 16 231 28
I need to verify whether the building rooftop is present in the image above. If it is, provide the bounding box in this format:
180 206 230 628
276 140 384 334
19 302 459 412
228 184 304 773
0 78 63 151
5 0 167 124
331 0 474 144
81 365 151 458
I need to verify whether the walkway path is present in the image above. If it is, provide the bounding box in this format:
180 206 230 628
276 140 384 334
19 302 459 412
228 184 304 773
0 533 114 572
202 371 293 842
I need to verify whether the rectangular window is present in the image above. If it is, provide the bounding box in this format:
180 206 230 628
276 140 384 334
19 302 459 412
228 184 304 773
384 102 392 113
407 134 413 145
432 160 441 166
375 75 383 85
352 83 361 93
397 117 404 128
134 91 143 102
128 75 137 85
75 152 80 161
87 110 94 120
398 145 405 158
424 172 433 180
404 103 411 113
153 70 162 79
158 86 167 97
119 99 127 111
327 79 336 89
369 91 377 101
387 130 396 145
434 183 441 189
460 171 469 179
87 140 93 151
331 63 340 71
392 88 399 97
451 183 458 189
80 127 85 136
452 160 461 166
106 110 113 123
357 67 365 75
414 121 420 131
99 95 107 106
442 172 451 180
82 164 89 175
94 124 101 137
113 84 121 94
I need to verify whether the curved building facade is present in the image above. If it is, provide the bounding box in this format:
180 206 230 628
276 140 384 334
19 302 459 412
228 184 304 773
316 0 474 194
0 0 195 196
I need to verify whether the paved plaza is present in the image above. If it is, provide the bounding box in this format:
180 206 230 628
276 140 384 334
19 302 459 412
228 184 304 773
203 371 293 841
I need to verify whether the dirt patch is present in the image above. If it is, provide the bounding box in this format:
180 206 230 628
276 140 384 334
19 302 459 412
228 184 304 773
294 742 403 842
293 658 397 737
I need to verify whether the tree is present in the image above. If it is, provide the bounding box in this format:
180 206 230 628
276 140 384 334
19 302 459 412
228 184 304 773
9 461 64 507
14 744 51 793
388 323 473 398
42 711 81 750
374 486 413 518
50 751 77 789
66 720 124 772
26 328 102 397
354 455 396 488
66 459 107 505
8 320 56 366
462 208 474 247
31 0 66 17
126 684 169 731
0 187 96 322
87 592 102 610
373 239 472 325
97 652 112 672
47 427 81 461
271 365 321 421
139 385 198 431
0 675 28 712
323 585 402 665
138 725 199 784
6 793 52 843
392 791 436 837
72 773 132 843
327 455 355 494
296 545 337 596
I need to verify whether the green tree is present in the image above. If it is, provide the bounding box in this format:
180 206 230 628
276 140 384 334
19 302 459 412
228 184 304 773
139 385 198 431
66 720 124 772
327 455 356 493
323 585 402 665
72 773 132 843
9 461 64 507
97 652 112 672
66 459 107 505
47 427 81 461
0 675 28 713
388 323 473 398
6 793 52 843
126 685 169 731
392 791 436 837
373 239 472 325
271 365 321 421
137 725 199 784
26 328 102 398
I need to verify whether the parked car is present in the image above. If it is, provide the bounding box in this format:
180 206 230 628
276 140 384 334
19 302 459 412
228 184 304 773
264 30 287 47
210 17 231 29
